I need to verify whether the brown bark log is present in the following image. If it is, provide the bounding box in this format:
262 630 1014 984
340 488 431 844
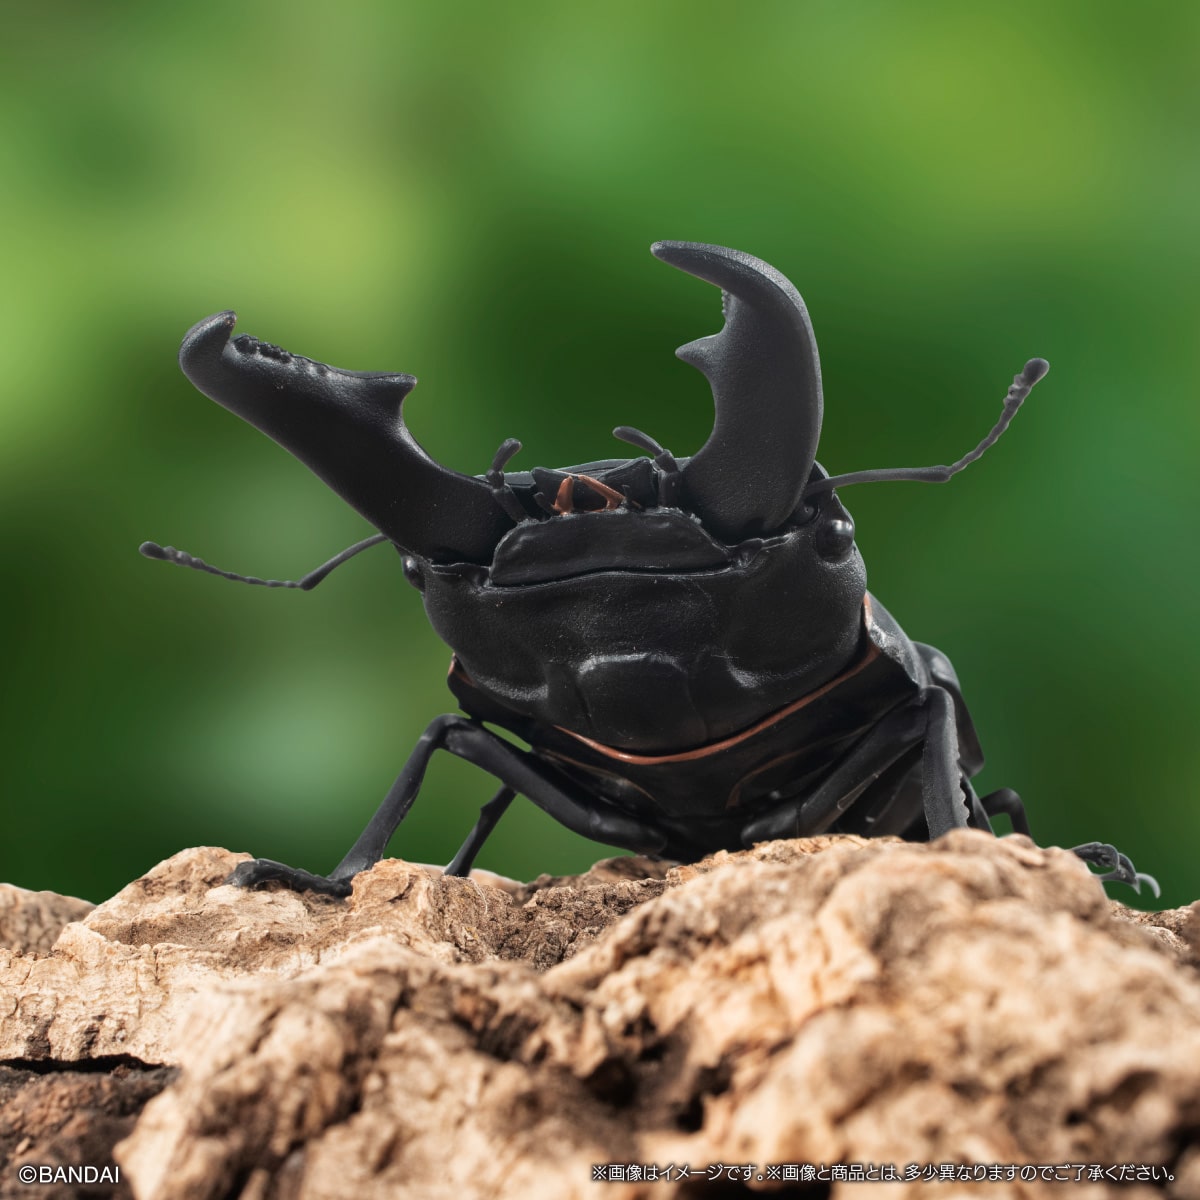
1 833 1198 1199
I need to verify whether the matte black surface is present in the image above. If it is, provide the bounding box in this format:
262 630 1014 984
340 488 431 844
653 241 824 541
178 312 513 564
158 241 1156 898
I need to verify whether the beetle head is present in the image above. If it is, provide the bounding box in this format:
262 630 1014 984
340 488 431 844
166 242 1045 750
178 241 834 573
176 243 870 750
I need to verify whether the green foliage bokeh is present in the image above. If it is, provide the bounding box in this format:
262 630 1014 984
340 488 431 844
1 1 1196 908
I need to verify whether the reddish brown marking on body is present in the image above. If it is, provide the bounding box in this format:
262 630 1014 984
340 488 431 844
555 596 879 765
552 477 575 514
575 474 625 510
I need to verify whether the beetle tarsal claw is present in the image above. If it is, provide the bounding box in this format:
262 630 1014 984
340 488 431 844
225 858 353 898
1069 841 1159 896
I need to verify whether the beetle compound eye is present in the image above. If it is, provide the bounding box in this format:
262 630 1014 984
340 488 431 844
792 500 819 527
401 555 426 591
816 516 855 561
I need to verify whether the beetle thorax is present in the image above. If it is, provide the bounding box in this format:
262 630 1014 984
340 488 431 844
417 501 867 753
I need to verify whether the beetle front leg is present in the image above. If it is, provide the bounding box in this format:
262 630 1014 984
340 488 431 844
740 700 928 844
920 686 974 839
226 713 466 897
936 743 1160 895
227 715 667 897
977 786 1031 836
444 786 516 878
740 687 975 847
964 781 1158 895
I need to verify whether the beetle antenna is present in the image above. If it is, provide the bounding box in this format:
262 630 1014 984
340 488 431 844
139 533 389 590
486 438 529 522
613 425 682 507
804 358 1049 498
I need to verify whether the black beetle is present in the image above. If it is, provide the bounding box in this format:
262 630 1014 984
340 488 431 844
143 241 1155 897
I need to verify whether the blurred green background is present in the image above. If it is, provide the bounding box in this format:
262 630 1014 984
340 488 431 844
1 1 1196 909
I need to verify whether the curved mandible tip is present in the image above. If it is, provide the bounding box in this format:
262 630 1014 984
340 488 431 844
651 241 823 540
178 312 513 564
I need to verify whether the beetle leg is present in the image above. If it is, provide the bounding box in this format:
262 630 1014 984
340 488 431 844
1070 842 1161 897
921 686 974 839
977 786 1031 836
740 700 928 844
741 687 975 847
444 786 516 877
958 779 998 833
970 789 1158 895
220 859 355 896
226 714 667 896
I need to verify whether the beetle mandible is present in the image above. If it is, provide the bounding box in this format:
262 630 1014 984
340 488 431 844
143 241 1155 897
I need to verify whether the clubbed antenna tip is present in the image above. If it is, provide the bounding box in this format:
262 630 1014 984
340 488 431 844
1023 358 1049 386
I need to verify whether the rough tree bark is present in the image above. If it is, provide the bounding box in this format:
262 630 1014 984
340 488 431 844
1 832 1198 1199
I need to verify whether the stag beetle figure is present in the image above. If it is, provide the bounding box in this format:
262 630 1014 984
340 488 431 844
143 241 1156 897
